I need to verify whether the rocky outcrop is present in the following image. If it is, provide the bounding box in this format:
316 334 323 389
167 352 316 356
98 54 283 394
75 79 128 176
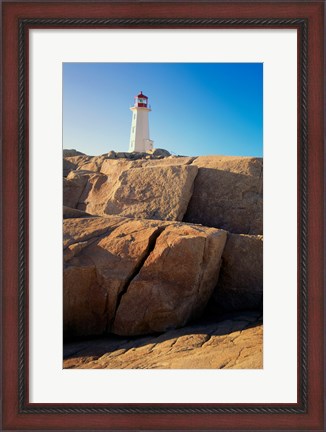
63 311 263 369
64 153 263 235
183 156 263 234
210 233 263 311
63 148 177 176
63 216 226 338
62 149 264 359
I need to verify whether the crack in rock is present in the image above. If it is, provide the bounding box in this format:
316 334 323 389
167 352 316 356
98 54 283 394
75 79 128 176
111 226 167 329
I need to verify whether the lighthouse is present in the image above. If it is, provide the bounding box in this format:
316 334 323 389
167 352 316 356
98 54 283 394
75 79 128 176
129 91 154 152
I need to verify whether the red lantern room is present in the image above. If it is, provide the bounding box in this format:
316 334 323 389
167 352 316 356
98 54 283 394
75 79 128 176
134 91 148 108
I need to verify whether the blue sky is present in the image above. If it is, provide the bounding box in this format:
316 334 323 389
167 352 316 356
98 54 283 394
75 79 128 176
63 63 263 157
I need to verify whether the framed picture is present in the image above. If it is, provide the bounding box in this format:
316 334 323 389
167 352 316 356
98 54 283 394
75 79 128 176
2 1 324 431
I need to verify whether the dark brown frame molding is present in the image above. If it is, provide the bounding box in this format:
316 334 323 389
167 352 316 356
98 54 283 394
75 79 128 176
2 1 324 430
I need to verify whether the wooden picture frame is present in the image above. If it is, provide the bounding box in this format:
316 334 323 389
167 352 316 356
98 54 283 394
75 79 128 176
2 1 324 430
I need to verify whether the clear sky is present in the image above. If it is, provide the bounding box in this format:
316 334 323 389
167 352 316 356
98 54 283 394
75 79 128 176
63 63 263 157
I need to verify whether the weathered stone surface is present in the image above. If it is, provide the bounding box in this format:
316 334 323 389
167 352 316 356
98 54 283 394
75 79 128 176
64 155 110 173
211 233 263 311
76 155 109 172
63 216 226 338
63 216 126 250
113 224 226 335
63 206 94 219
76 172 111 215
64 155 91 170
63 170 111 215
63 311 263 369
132 156 195 168
64 216 163 338
65 162 198 220
104 165 198 221
100 158 133 178
184 156 263 234
63 171 90 209
100 156 194 175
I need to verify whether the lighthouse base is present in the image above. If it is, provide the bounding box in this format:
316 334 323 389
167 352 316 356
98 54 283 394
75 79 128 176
129 138 154 153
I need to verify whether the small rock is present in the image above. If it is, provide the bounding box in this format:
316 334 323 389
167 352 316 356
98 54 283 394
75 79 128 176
148 148 171 157
106 151 117 159
63 149 85 157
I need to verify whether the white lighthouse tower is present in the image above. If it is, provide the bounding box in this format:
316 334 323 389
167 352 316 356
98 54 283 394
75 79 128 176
129 91 154 152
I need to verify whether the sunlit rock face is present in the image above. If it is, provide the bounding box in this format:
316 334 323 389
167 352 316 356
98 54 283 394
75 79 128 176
63 216 226 338
62 149 263 354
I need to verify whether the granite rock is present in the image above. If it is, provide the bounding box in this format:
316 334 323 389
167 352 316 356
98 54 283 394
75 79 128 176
63 216 226 338
184 156 263 234
211 233 263 311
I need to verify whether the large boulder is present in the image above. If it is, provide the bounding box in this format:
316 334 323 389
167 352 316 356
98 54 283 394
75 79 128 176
104 165 198 221
183 156 263 234
63 216 226 338
113 223 227 335
211 233 263 311
64 217 164 338
65 161 198 220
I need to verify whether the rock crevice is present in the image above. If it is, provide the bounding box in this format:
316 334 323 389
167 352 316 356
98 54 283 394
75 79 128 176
112 226 167 328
